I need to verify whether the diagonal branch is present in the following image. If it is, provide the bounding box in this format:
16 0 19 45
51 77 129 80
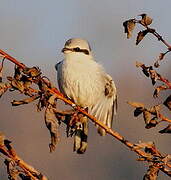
0 49 171 178
0 134 48 180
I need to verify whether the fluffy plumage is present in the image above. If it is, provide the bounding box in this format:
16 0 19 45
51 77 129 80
55 38 117 136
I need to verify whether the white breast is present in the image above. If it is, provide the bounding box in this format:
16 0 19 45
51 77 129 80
58 53 106 107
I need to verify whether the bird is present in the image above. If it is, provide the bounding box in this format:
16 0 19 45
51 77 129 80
55 38 117 153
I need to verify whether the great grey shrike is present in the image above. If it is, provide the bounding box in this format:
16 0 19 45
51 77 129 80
55 38 117 153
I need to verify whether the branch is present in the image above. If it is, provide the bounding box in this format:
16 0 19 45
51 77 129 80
0 133 48 180
0 49 171 178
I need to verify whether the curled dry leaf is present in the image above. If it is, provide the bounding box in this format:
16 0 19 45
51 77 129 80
7 77 25 92
149 105 160 117
23 66 41 78
143 165 159 180
153 85 168 98
136 30 149 45
149 67 159 85
0 82 9 98
145 118 158 129
163 95 171 111
162 155 171 171
4 159 20 180
143 110 151 125
45 105 60 152
11 94 40 106
134 107 144 117
136 61 150 77
127 101 144 108
44 95 60 152
136 61 144 68
159 124 171 134
139 14 153 26
123 19 136 39
0 132 5 146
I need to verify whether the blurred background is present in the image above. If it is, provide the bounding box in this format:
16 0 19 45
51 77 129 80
0 0 171 179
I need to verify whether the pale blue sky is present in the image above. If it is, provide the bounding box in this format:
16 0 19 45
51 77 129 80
0 1 171 179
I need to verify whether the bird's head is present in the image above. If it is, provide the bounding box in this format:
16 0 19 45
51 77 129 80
62 38 92 56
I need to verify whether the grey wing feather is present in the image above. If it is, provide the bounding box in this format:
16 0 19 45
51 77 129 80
55 61 64 93
90 73 117 136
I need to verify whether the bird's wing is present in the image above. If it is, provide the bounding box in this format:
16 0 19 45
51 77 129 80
90 73 117 136
55 61 64 93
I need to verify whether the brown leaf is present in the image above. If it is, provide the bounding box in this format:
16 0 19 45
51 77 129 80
149 67 159 85
153 85 168 98
143 165 159 180
23 66 41 78
127 101 145 108
7 77 25 92
159 53 165 60
163 95 171 111
145 119 158 129
4 159 19 180
134 107 144 117
14 65 23 80
136 30 149 45
123 19 136 39
139 14 153 26
143 110 151 124
159 124 171 134
0 82 9 98
11 94 40 106
136 61 144 68
45 105 60 152
0 132 5 146
149 105 160 117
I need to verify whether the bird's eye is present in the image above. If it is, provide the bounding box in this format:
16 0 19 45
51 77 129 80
73 47 81 52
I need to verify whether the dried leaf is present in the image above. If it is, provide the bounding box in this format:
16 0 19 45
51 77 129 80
123 19 136 39
145 119 158 129
154 61 160 68
0 132 5 146
7 77 25 92
11 94 40 106
127 101 145 108
136 61 144 68
134 107 144 117
23 66 41 78
142 67 150 77
153 85 168 98
45 105 60 152
0 82 9 98
139 14 153 26
159 124 171 134
74 117 88 154
48 94 58 105
143 165 159 180
143 110 151 124
4 159 19 180
136 30 149 45
163 95 171 111
149 105 160 117
159 53 165 60
149 67 159 85
14 65 23 80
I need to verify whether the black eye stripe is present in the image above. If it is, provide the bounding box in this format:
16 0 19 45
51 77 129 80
73 47 81 52
73 47 89 55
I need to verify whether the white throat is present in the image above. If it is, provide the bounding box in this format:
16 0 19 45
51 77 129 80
64 52 93 62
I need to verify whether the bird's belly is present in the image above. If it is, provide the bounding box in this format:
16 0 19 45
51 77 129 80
62 63 103 107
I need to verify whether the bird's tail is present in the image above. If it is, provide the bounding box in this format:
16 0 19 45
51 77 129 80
90 95 117 136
